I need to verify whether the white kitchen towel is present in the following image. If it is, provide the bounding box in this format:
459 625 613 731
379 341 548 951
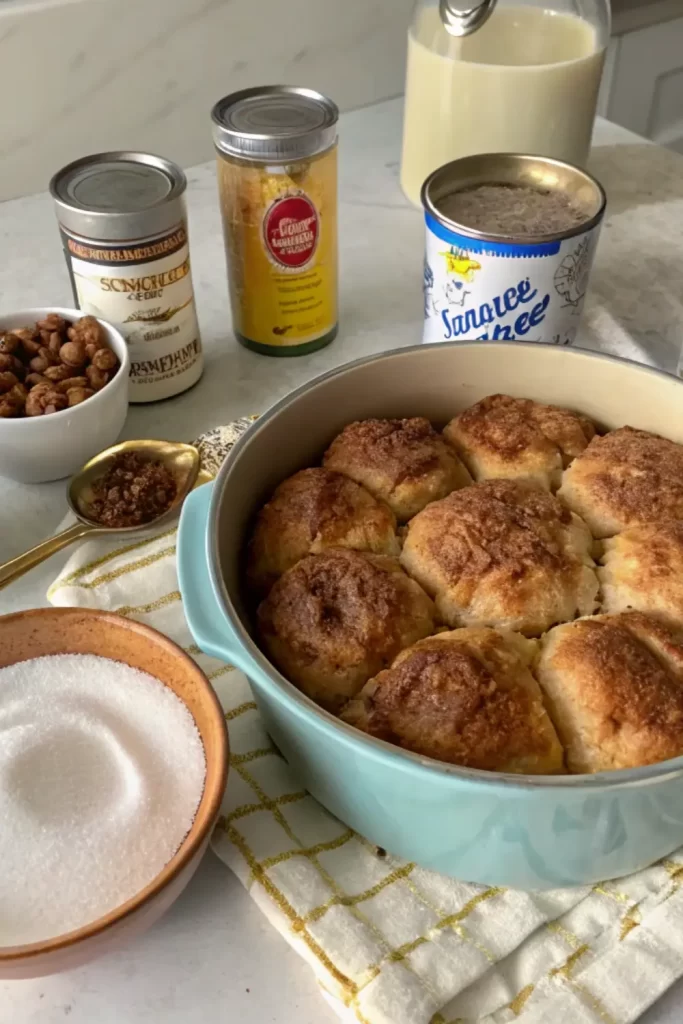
48 421 683 1024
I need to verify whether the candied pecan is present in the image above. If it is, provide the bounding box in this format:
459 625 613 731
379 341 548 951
10 326 39 345
36 314 68 335
47 331 63 355
66 386 95 407
86 341 106 360
46 392 68 413
56 375 88 393
0 394 22 417
60 340 86 368
0 353 23 376
0 371 19 394
10 357 25 379
26 384 62 417
86 365 109 391
68 316 106 347
44 364 74 383
21 336 42 357
91 347 118 372
0 333 20 355
8 383 28 408
29 352 50 374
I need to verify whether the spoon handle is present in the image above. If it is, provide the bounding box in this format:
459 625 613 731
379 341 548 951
0 522 96 590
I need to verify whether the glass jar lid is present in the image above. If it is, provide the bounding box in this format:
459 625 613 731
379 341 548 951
211 86 338 162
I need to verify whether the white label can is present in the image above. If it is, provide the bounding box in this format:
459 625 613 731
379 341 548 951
51 152 203 403
421 155 606 347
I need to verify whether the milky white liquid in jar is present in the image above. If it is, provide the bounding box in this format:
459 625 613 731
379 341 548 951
400 5 606 206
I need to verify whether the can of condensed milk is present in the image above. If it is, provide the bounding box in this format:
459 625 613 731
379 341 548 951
50 152 203 402
421 154 606 346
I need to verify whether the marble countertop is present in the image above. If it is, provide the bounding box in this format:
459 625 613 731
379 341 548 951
1 97 683 1024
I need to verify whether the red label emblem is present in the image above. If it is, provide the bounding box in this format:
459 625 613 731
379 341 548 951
263 194 319 269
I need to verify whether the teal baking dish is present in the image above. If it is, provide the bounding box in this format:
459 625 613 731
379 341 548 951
177 342 683 889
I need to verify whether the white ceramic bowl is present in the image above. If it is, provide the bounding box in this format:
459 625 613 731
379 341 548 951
0 307 130 483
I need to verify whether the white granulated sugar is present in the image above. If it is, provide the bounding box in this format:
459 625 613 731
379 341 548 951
0 654 206 946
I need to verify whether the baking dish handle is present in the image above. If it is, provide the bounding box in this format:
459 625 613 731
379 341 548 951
178 483 248 671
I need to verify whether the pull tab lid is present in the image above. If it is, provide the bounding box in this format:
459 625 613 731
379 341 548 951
439 0 498 36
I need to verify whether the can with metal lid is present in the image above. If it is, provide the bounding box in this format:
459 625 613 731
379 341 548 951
421 153 606 347
50 152 203 402
212 86 339 356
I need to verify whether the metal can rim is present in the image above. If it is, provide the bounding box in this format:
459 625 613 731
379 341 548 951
211 85 339 162
421 153 607 246
50 151 187 242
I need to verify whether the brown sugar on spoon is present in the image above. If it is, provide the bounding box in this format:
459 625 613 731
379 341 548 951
89 453 177 528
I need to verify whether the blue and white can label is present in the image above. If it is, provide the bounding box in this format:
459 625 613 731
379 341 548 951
422 212 602 347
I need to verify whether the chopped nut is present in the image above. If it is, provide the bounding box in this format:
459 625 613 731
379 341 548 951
0 371 19 394
92 347 118 372
60 340 86 368
25 372 50 388
89 453 177 528
66 386 95 407
86 365 109 391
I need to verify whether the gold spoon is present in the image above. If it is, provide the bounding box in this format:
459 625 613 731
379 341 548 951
0 439 202 590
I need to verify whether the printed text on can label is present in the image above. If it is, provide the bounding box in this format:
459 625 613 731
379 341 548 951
422 214 601 346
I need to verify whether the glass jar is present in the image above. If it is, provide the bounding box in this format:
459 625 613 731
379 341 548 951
400 0 611 206
212 87 339 357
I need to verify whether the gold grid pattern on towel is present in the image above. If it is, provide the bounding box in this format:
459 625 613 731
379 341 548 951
219 738 506 1020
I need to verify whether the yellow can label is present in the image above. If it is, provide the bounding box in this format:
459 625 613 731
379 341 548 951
217 146 338 348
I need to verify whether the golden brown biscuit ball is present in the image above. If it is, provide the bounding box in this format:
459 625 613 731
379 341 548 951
247 468 399 596
558 426 683 538
400 479 598 636
598 521 683 633
257 549 435 712
444 393 595 490
536 612 683 773
323 417 472 523
342 629 563 774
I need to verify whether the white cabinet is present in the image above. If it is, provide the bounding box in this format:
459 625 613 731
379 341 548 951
599 10 683 153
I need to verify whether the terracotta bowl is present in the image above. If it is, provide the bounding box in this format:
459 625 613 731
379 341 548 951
0 607 229 979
